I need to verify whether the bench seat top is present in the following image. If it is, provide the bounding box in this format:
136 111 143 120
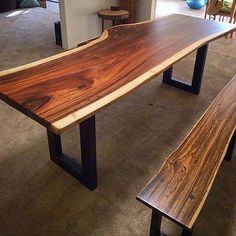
0 15 235 134
137 76 236 229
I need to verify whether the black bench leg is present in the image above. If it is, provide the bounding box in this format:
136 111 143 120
163 44 209 95
150 210 165 236
224 131 235 161
47 115 97 191
182 227 194 236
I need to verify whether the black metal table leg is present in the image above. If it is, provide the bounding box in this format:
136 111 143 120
182 227 194 236
80 116 97 189
47 115 97 191
224 131 235 161
150 210 166 236
163 44 209 95
191 44 209 94
102 19 105 33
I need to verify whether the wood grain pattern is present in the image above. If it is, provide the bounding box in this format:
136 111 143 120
137 76 236 229
0 14 235 133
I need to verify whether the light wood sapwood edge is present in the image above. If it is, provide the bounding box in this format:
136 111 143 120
1 15 235 78
51 29 235 133
0 19 152 77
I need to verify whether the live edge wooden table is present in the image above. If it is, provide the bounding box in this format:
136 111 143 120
0 15 235 190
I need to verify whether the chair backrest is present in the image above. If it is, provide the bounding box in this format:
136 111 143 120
231 0 236 18
205 0 223 16
205 0 236 21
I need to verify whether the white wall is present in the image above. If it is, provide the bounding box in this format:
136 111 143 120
59 0 157 50
59 0 118 49
137 0 157 22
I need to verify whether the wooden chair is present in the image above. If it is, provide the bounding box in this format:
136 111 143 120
205 0 236 37
137 76 236 236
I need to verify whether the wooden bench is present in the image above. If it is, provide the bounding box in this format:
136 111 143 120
137 76 236 236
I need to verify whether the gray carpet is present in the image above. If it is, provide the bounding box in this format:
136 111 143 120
0 5 63 70
0 4 236 236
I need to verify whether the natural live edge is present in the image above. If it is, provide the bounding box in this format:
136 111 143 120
51 30 234 133
137 128 236 230
0 18 155 77
0 20 157 136
0 20 151 77
137 76 236 230
187 128 235 229
0 30 109 77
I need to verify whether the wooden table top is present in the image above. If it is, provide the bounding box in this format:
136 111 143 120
0 14 235 133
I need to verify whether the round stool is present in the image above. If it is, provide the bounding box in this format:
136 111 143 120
98 9 129 32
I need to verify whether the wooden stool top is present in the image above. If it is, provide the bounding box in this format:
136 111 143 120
98 9 129 20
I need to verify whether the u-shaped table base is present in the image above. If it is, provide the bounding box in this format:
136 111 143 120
163 44 209 95
47 115 97 191
47 45 209 191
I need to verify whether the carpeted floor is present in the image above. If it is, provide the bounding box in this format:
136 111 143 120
0 2 236 236
0 4 63 70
